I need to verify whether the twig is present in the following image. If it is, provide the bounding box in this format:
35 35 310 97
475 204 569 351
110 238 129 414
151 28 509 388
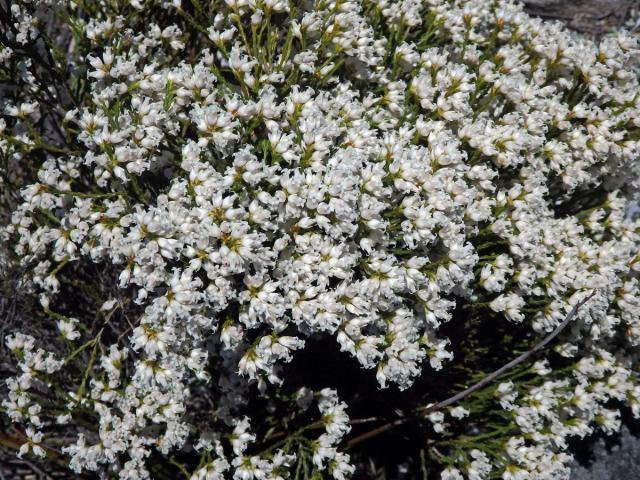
117 322 135 343
345 418 407 448
421 291 595 414
117 299 138 342
345 291 596 449
349 416 379 426
430 447 446 459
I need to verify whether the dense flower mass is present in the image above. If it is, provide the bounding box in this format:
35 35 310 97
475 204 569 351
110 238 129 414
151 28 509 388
1 0 640 478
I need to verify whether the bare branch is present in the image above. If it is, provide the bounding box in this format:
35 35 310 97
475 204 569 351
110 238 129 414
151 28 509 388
345 291 596 449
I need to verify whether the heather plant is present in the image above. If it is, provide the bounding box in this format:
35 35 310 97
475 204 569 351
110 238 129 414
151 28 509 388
1 0 640 479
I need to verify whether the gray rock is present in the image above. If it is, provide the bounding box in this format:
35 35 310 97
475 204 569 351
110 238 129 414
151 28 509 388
571 427 640 480
523 0 634 35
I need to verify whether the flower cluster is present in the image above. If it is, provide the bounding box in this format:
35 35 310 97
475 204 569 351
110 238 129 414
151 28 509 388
1 0 640 479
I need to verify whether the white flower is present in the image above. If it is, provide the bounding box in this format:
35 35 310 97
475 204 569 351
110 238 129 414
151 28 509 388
57 318 81 341
490 293 526 323
18 427 46 458
87 48 114 79
3 0 640 478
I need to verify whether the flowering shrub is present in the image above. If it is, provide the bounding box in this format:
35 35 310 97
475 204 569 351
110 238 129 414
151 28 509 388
1 0 640 478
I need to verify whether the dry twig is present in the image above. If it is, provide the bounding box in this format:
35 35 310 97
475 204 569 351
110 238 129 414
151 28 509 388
345 291 596 449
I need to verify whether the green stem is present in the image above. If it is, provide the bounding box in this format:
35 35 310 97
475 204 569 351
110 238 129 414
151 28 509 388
75 330 102 400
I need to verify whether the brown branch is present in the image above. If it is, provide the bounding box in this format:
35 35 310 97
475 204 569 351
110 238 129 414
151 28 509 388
345 291 596 449
345 418 407 449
